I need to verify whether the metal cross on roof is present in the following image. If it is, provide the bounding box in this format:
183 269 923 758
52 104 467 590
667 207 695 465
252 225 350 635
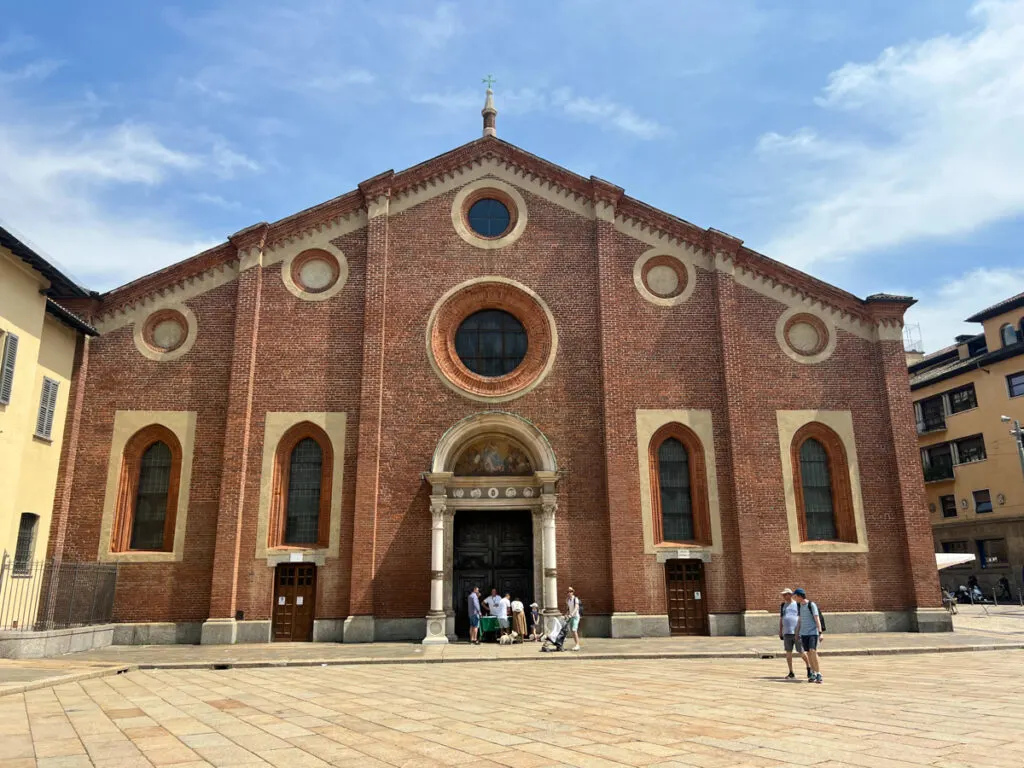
482 74 496 89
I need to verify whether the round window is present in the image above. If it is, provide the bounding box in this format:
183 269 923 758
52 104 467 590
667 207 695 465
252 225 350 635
454 309 527 376
467 198 511 238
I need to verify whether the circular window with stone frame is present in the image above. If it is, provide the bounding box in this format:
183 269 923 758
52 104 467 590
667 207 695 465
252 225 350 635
134 306 198 362
451 178 528 250
427 278 557 402
281 245 348 302
776 308 836 364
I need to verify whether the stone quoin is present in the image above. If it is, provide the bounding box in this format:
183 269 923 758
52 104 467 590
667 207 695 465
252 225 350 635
44 88 950 644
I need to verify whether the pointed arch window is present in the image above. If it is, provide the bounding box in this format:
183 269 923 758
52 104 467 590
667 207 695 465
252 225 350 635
791 423 856 542
649 424 711 546
270 423 332 548
112 425 183 552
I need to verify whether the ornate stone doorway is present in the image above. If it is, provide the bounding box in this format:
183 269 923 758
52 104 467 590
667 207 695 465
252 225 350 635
423 412 560 644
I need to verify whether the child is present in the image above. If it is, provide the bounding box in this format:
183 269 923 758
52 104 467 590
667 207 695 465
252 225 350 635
529 602 541 641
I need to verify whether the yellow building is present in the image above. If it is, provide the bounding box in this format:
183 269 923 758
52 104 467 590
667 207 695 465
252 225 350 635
0 225 96 589
909 292 1024 595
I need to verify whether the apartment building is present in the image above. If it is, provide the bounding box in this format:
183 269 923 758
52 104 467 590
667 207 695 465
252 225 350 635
909 293 1024 592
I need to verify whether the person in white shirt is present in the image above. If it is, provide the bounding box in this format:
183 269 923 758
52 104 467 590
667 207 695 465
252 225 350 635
483 589 501 616
777 588 809 680
566 587 581 651
497 593 511 631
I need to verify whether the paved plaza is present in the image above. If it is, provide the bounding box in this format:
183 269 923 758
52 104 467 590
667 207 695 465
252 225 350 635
1 649 1022 768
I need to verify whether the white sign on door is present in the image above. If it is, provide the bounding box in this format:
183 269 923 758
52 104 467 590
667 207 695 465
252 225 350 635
278 596 286 605
693 591 701 600
296 596 304 606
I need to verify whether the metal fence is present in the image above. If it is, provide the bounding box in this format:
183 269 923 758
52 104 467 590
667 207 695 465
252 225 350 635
0 554 118 632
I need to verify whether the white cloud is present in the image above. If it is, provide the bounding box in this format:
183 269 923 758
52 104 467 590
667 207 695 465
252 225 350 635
758 0 1024 268
414 86 666 140
905 266 1024 352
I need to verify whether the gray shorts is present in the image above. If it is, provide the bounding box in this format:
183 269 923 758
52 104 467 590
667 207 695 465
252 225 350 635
783 634 803 653
498 618 509 629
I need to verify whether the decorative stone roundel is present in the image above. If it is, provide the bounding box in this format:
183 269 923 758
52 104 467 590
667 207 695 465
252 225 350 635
134 306 198 362
776 307 836 364
281 246 348 302
633 249 696 307
426 277 558 403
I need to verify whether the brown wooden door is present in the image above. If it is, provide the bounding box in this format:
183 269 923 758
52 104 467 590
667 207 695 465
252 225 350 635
665 559 708 636
272 563 316 641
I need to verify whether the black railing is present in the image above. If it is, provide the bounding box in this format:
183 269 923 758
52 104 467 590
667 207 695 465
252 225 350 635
0 555 118 632
923 463 955 482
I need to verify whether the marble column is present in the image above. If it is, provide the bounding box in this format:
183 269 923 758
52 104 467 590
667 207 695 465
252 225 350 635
423 499 449 644
541 501 560 631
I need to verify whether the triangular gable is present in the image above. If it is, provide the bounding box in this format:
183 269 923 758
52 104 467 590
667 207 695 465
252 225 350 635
94 135 906 338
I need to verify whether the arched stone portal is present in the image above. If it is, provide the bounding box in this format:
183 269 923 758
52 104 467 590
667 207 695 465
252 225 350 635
423 412 560 644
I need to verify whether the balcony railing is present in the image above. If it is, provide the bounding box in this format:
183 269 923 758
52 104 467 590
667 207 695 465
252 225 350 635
923 463 955 483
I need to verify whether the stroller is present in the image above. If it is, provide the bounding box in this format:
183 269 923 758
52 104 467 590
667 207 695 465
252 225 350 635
540 615 569 652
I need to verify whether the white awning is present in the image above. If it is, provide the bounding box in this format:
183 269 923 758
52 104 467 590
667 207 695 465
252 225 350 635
936 552 976 569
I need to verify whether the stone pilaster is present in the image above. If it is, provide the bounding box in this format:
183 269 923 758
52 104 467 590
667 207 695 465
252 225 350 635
423 499 449 645
203 225 268 644
345 171 394 642
590 177 643 637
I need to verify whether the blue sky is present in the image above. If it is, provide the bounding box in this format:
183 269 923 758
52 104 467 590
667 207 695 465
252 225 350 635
2 0 1023 351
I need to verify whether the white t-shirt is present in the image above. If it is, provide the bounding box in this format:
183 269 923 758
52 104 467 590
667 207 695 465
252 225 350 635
567 596 580 618
484 595 501 615
781 601 799 635
511 600 524 614
496 597 510 619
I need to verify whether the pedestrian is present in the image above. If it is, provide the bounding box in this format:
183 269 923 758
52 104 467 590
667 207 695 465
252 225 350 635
511 596 527 639
484 588 501 616
529 602 541 641
566 586 581 651
793 588 823 683
467 586 482 645
778 588 809 679
496 592 511 634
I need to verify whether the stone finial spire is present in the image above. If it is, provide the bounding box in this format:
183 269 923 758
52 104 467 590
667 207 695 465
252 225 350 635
481 75 497 137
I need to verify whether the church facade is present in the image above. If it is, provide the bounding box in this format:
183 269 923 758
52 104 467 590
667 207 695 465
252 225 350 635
48 99 950 643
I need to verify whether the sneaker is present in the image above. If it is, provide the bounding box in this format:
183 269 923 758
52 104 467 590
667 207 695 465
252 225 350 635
786 672 795 679
572 644 580 651
815 673 823 684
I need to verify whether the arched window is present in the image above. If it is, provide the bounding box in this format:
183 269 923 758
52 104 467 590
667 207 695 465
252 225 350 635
1001 323 1019 347
112 425 183 552
791 423 856 542
649 424 711 545
271 423 332 548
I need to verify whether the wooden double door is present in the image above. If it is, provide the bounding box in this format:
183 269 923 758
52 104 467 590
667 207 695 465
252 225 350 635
665 559 708 635
272 563 316 642
453 510 533 639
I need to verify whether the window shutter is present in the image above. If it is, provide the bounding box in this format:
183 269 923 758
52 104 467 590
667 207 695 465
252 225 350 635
37 378 59 439
0 333 18 404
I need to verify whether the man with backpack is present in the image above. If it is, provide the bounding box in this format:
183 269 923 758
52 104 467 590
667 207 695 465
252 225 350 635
794 588 824 684
778 589 810 680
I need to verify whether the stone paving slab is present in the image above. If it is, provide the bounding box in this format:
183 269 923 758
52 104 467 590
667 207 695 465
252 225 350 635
0 659 132 697
3 650 1022 766
58 630 1024 670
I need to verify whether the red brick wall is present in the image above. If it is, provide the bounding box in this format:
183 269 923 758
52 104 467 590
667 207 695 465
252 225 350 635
54 173 940 629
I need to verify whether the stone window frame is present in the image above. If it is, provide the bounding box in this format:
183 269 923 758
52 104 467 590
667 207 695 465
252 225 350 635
776 410 868 554
255 412 347 565
426 277 558 403
450 178 528 250
98 411 196 563
110 424 183 554
636 409 723 558
269 422 334 550
648 423 712 547
790 422 857 544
